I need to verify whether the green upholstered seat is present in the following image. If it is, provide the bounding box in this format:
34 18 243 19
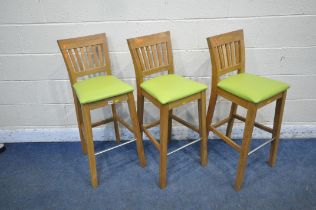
218 73 289 103
73 75 133 104
140 74 208 104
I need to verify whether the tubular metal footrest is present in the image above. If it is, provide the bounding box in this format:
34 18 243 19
248 138 275 156
167 138 201 156
94 139 136 156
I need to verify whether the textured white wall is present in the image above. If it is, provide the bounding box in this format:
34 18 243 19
0 0 315 141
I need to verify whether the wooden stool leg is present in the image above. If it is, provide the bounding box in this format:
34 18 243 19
127 93 146 167
198 92 208 166
74 98 87 155
167 109 173 144
111 104 121 143
234 106 257 191
268 91 287 167
206 91 218 131
137 94 145 136
82 105 98 188
226 103 238 138
159 106 169 189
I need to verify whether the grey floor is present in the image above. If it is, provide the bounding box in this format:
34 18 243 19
0 139 315 210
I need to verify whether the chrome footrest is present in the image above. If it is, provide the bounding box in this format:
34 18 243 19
248 138 275 156
167 138 201 156
94 139 136 156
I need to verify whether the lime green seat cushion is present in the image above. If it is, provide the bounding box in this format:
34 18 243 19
218 73 289 103
73 75 133 104
140 74 207 104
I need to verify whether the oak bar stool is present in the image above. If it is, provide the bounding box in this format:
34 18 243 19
206 30 289 191
127 31 208 189
58 33 146 188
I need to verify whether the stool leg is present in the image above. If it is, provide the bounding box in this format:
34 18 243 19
137 93 145 136
74 97 87 155
82 105 98 188
206 91 218 132
159 106 169 189
167 109 173 144
226 103 238 138
235 106 257 191
111 104 121 143
268 92 287 167
127 93 146 167
198 91 208 166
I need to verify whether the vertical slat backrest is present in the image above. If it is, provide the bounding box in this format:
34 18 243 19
57 33 111 85
207 30 245 85
127 31 174 85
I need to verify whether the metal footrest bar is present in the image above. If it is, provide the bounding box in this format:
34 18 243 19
167 138 201 156
248 138 275 156
94 139 136 156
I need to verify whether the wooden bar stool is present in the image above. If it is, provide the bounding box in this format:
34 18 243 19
127 31 208 189
206 30 289 191
58 33 146 188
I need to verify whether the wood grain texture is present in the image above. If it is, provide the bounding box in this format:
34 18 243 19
58 33 146 188
206 29 288 191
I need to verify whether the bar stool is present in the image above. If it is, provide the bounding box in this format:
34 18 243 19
206 29 289 191
58 33 146 188
127 31 208 189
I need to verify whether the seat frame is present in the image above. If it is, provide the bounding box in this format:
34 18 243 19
58 33 146 188
206 29 287 191
128 31 208 189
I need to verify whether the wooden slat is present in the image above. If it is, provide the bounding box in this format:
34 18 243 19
213 117 230 128
97 44 104 66
230 42 236 65
217 88 252 109
91 117 114 128
222 45 228 68
219 64 241 76
67 49 79 72
73 48 84 71
168 93 201 109
258 92 283 108
116 116 134 133
80 47 89 70
142 65 169 76
172 114 199 133
209 125 241 152
161 42 168 65
151 44 159 67
92 45 99 67
142 126 160 151
87 46 93 68
75 66 105 77
136 48 146 71
233 114 273 133
143 119 160 129
142 89 162 108
226 43 232 66
87 94 128 110
217 46 225 69
156 43 163 65
141 47 150 70
235 41 240 64
146 46 154 69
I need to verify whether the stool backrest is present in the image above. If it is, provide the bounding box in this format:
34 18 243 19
58 33 112 85
127 31 174 86
207 29 245 86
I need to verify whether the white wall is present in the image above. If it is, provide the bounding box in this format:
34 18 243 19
0 0 316 141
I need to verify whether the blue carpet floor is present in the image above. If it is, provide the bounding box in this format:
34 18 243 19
0 139 315 210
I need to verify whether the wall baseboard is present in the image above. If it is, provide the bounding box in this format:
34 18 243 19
0 124 315 143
